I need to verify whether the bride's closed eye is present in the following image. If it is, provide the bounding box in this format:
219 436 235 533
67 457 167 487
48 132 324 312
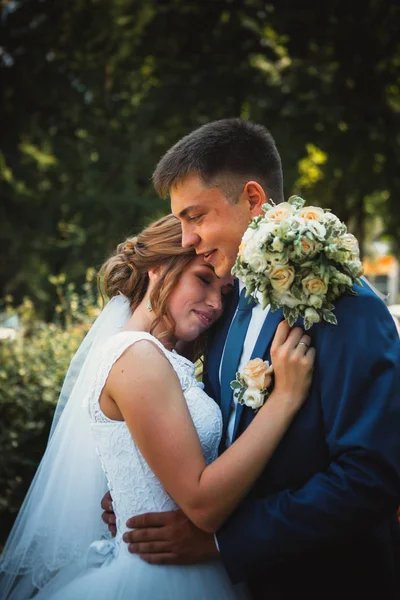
197 275 211 285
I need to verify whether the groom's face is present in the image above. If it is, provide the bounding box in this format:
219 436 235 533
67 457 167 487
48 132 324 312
171 174 258 278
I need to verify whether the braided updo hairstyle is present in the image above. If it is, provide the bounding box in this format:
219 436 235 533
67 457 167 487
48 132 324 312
98 214 196 338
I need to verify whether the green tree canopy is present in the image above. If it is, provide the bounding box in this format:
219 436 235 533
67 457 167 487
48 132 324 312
2 0 399 314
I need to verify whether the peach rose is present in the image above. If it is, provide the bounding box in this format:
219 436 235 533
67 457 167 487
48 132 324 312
269 265 295 292
299 206 325 221
302 274 328 296
242 358 274 390
266 202 294 224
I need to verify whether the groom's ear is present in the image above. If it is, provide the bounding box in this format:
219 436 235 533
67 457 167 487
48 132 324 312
244 181 266 216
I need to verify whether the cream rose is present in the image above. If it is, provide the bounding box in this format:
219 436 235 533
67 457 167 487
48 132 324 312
298 236 321 257
341 233 360 259
299 206 325 221
265 202 294 224
268 265 295 292
242 358 273 390
241 388 265 410
302 274 328 297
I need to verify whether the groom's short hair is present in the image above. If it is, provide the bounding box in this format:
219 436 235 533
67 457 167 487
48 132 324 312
152 118 284 204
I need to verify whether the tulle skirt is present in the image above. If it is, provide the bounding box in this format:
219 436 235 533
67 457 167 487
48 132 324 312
32 543 249 600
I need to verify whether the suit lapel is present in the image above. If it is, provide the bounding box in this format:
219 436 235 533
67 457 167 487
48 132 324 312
232 307 284 441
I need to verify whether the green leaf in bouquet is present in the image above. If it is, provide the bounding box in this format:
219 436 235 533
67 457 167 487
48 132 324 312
237 388 246 404
347 287 359 296
250 216 262 228
262 296 271 310
290 285 303 300
269 300 280 312
303 318 312 330
322 310 338 325
283 306 298 326
230 380 242 390
246 282 256 295
288 195 306 210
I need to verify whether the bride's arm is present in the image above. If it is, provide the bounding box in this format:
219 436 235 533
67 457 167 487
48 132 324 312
105 321 314 533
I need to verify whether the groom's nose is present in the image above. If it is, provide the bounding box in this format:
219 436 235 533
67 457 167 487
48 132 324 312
181 225 201 249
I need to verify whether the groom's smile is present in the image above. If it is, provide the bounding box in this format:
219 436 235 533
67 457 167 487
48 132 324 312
171 173 254 278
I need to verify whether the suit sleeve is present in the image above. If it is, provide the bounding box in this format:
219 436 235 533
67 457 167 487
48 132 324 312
217 289 400 580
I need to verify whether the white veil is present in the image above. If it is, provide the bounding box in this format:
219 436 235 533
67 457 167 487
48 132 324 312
0 295 131 600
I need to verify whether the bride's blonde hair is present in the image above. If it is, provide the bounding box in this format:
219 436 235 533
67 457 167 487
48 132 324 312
98 214 196 337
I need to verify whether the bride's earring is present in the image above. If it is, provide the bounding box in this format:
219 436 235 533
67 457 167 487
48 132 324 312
146 299 153 312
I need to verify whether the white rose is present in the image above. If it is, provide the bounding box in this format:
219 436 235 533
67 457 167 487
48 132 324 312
304 307 321 324
306 220 327 240
308 294 323 308
242 388 265 410
256 221 279 241
242 226 257 244
322 212 342 226
279 216 303 241
330 268 353 286
347 259 363 278
278 291 303 308
242 245 269 273
323 213 347 236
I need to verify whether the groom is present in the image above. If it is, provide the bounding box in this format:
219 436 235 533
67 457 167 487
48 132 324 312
106 119 400 599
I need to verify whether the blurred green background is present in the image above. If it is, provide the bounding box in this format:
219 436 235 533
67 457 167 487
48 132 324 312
1 0 400 547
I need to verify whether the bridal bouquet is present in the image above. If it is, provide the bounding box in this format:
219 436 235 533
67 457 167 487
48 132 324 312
232 196 363 330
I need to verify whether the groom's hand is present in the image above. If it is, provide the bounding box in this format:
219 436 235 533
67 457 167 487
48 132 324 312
101 491 117 537
123 509 219 565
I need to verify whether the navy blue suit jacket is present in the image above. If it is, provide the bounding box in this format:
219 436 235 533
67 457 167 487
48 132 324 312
204 282 400 600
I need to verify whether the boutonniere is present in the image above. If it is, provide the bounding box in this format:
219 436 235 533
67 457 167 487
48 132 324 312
230 358 274 411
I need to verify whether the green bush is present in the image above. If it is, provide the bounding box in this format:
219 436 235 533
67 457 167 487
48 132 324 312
0 271 101 548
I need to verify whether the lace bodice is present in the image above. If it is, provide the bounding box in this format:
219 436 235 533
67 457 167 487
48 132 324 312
87 331 223 550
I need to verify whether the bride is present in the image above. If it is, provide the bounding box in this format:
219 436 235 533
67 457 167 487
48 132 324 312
0 214 314 600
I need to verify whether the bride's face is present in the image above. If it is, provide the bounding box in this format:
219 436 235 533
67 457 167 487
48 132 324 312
168 255 233 342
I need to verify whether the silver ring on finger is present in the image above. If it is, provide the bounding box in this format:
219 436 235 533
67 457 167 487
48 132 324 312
298 341 310 349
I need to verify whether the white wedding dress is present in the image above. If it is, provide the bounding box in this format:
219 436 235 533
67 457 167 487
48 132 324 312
34 331 248 600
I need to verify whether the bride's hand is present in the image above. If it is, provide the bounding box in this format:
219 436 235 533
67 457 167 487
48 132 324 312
269 320 315 414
